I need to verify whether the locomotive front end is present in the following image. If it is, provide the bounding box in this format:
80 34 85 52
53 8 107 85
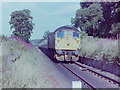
55 29 80 62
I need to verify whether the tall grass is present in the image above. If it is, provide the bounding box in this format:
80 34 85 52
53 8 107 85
1 35 44 88
80 37 119 63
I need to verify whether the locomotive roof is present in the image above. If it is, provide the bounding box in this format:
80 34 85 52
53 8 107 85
54 25 79 33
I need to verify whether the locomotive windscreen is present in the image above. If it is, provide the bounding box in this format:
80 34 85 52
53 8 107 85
64 31 73 35
57 30 79 38
57 31 64 38
73 32 79 38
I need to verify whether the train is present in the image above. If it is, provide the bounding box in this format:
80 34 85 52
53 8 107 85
39 25 81 62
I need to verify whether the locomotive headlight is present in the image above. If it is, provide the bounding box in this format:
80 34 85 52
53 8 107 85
56 50 63 55
74 50 80 55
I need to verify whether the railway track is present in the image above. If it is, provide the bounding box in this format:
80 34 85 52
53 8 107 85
60 62 119 89
40 48 119 88
60 63 96 89
74 62 120 86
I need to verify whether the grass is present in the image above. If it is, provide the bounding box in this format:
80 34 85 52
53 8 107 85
80 36 119 63
1 35 70 88
0 35 38 88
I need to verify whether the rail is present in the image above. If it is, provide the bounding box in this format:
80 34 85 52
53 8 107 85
60 63 96 89
74 62 120 86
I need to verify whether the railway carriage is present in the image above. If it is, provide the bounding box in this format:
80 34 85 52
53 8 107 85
39 25 81 62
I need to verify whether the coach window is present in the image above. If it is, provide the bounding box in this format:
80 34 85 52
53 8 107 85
73 32 79 38
57 31 64 38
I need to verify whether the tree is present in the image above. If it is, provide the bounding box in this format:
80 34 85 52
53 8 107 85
39 30 51 43
42 30 51 40
9 9 34 42
71 3 104 37
100 2 118 38
72 2 119 38
109 23 120 38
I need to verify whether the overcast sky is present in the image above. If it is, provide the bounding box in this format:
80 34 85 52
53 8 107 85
1 2 80 39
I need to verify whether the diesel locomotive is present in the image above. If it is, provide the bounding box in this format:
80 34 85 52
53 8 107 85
39 25 80 62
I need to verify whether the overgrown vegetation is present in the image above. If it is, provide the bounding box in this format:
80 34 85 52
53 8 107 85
79 36 119 64
9 9 34 42
1 35 69 88
71 2 119 64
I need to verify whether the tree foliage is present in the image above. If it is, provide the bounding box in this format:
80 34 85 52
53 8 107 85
72 3 104 37
72 2 120 38
9 9 34 42
39 30 51 43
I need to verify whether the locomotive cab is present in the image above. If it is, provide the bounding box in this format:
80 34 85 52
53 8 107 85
55 29 80 61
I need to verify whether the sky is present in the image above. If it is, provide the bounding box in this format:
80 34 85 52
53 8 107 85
1 2 80 40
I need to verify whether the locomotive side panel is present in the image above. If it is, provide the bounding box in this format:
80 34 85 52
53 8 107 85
48 33 55 49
